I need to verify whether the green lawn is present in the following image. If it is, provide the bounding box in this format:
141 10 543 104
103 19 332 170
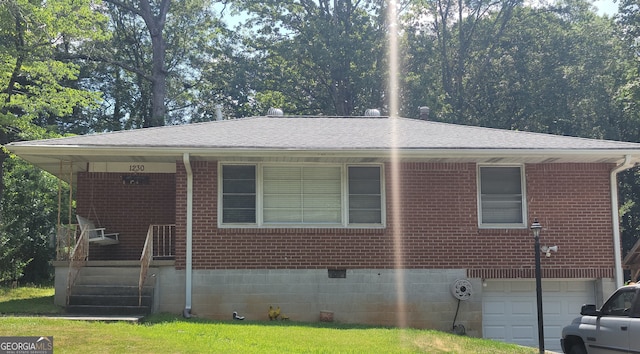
0 286 540 353
0 285 63 315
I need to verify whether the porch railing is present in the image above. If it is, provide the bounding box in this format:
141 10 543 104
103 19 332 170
151 224 175 259
66 223 89 305
56 224 79 261
139 224 175 306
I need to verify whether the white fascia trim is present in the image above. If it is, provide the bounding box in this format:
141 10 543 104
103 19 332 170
8 145 640 159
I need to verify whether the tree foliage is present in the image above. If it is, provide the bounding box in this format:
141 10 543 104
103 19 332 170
0 0 108 140
0 156 71 283
615 0 640 256
77 0 228 128
232 0 388 116
0 0 107 283
0 0 108 211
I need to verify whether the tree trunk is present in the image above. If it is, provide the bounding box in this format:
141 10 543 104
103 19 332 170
139 0 170 127
435 0 453 111
106 0 170 127
148 29 167 127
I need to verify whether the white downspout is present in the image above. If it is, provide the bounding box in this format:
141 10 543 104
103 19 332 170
183 153 193 318
611 155 633 288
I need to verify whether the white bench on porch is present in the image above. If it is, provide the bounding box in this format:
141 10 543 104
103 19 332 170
76 215 119 245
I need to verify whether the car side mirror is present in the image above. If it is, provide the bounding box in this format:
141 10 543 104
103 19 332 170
581 304 599 316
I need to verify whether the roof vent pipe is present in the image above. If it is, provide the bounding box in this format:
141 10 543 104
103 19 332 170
215 105 223 121
364 109 381 116
419 106 430 120
267 107 284 116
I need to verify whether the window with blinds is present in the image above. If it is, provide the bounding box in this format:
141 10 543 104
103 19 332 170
219 163 384 227
263 166 342 224
478 166 525 227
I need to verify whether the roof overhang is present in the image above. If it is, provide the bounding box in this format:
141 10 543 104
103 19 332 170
9 143 640 184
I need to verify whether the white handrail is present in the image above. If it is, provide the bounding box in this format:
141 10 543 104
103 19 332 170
139 224 175 307
139 225 154 306
66 223 89 305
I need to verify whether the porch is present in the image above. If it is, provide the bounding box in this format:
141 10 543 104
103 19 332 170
54 223 176 315
55 223 176 262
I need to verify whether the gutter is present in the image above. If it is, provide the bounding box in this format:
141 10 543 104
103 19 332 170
611 155 634 288
9 144 640 159
183 153 193 318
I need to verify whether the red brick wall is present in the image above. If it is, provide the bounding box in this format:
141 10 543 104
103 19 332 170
76 172 176 260
173 161 616 279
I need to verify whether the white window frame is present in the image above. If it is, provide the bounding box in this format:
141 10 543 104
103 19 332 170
477 164 527 229
218 162 386 228
220 164 257 224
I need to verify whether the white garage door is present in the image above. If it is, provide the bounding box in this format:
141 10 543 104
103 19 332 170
482 279 595 352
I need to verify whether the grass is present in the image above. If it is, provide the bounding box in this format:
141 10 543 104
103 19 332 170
0 286 540 353
0 285 63 315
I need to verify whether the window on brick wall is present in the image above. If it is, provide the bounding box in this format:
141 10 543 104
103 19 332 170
219 163 384 227
478 165 526 228
222 165 256 223
264 165 342 223
348 166 382 224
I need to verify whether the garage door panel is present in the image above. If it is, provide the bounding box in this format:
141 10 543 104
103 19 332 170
510 282 535 292
544 300 562 314
483 326 507 340
483 280 595 352
546 325 562 334
511 301 534 315
512 325 535 340
483 301 506 315
567 281 592 292
543 281 562 292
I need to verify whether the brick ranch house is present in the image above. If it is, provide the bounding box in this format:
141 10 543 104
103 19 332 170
8 114 640 350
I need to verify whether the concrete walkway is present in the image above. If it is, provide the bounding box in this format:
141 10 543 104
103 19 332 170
9 315 144 323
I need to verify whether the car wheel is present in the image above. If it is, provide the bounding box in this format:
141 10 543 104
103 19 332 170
568 343 587 354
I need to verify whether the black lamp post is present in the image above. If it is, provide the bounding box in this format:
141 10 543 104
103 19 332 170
531 219 544 354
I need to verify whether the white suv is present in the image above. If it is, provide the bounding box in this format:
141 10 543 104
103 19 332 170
561 284 640 353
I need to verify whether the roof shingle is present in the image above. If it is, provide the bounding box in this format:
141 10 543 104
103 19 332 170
9 116 640 151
